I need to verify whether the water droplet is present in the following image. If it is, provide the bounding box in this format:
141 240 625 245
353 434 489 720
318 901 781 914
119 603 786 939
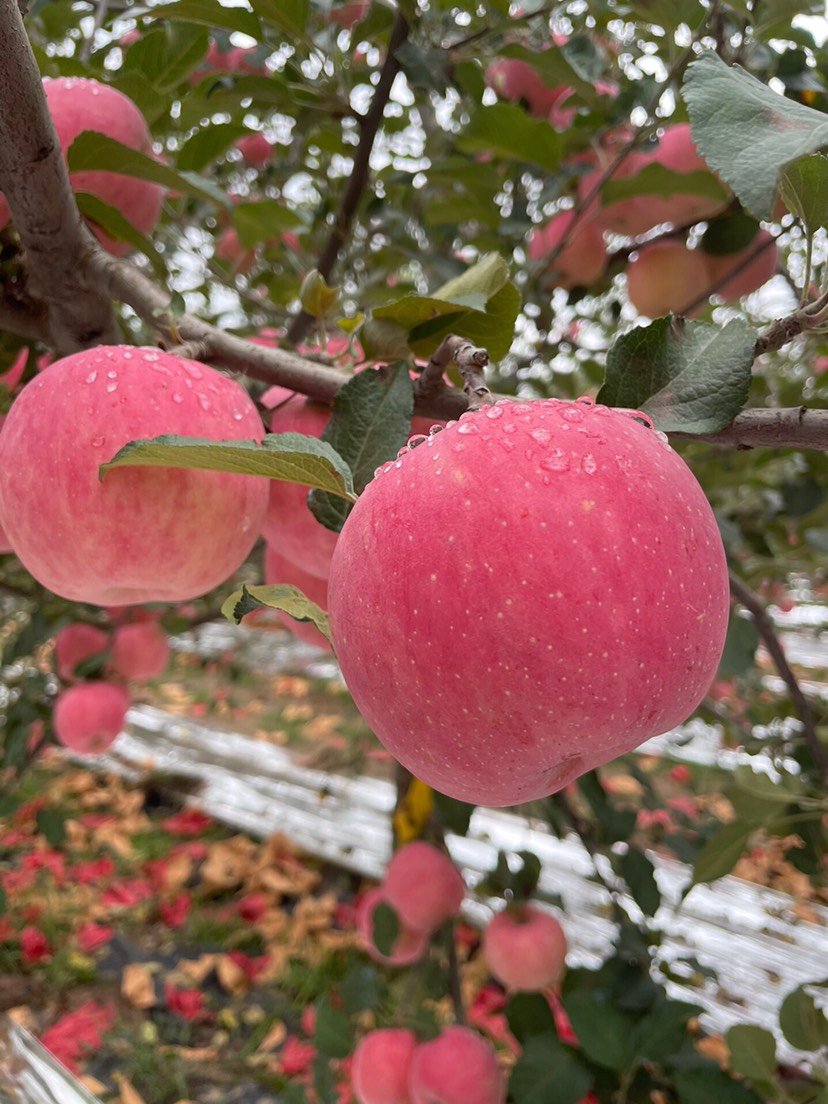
90 436 105 448
654 430 671 449
582 453 597 474
184 363 203 379
197 393 211 411
540 449 569 472
445 419 457 430
407 434 428 450
107 370 118 379
232 409 243 421
396 446 408 459
122 351 132 360
576 395 595 406
184 379 193 389
485 405 504 419
530 426 551 445
172 392 184 404
561 405 584 422
106 382 118 393
85 371 97 384
394 459 403 468
502 422 517 434
428 425 443 437
498 438 516 453
457 421 479 435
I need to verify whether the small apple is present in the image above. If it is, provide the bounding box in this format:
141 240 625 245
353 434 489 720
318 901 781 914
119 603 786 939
351 1028 417 1104
54 623 110 681
482 904 567 991
625 240 709 318
110 622 170 681
356 887 429 967
53 681 130 754
408 1026 505 1104
383 842 465 934
701 228 778 302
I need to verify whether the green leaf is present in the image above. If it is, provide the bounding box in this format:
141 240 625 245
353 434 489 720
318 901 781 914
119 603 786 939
309 364 414 533
233 202 303 248
120 23 210 91
67 132 228 209
300 270 340 319
717 612 759 679
561 991 636 1071
100 432 356 501
432 791 475 836
619 847 661 918
779 985 828 1051
75 194 166 277
726 1025 777 1086
36 808 67 848
682 51 828 220
371 900 400 958
458 103 562 174
634 1000 700 1063
498 43 602 107
432 252 509 305
688 820 760 889
339 964 380 1015
314 998 354 1060
135 0 262 39
508 1035 592 1104
220 584 332 645
177 123 248 173
779 154 828 233
602 163 728 206
701 214 763 257
675 1066 765 1104
597 317 755 434
506 993 558 1045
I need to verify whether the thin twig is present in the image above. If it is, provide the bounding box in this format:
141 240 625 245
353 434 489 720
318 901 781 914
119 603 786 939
728 571 828 786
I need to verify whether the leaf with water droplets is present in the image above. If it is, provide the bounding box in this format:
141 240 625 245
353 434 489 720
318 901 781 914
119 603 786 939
100 432 356 500
597 317 755 434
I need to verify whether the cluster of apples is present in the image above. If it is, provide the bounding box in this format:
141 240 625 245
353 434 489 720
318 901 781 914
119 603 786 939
349 841 569 1103
489 41 778 314
51 616 170 755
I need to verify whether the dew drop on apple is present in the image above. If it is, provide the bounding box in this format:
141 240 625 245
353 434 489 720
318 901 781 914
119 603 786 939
107 370 118 379
540 449 569 472
172 392 184 404
561 405 584 423
485 405 504 419
456 421 479 434
197 393 211 411
581 453 597 474
85 371 97 384
106 382 118 393
90 436 105 448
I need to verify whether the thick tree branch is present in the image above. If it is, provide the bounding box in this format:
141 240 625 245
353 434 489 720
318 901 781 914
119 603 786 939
0 0 120 352
728 572 828 786
672 408 828 451
285 11 410 345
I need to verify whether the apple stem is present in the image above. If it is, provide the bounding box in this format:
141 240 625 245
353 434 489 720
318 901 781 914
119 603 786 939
419 334 493 411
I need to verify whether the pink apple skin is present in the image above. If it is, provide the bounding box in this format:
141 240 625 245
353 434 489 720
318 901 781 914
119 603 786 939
329 1 370 29
482 904 567 991
0 519 12 554
408 1027 505 1104
264 543 332 652
351 1029 417 1104
644 123 727 227
328 399 729 807
110 622 170 681
528 210 607 290
54 623 110 681
0 346 269 606
383 842 465 934
39 78 164 256
263 396 339 579
53 682 130 754
486 56 570 119
625 240 709 318
357 887 429 967
236 133 275 168
579 146 656 237
701 229 778 302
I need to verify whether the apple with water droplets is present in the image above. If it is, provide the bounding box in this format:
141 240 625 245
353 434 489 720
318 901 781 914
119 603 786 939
0 346 268 606
328 398 729 807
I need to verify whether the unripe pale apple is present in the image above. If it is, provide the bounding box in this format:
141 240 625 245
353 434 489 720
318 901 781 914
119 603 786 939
383 842 465 934
0 346 268 606
36 78 164 255
357 887 429 966
328 399 729 807
264 543 331 652
351 1028 417 1104
53 681 130 754
625 240 709 318
701 229 778 302
54 623 110 681
482 904 567 991
110 622 170 681
528 210 607 290
408 1026 505 1104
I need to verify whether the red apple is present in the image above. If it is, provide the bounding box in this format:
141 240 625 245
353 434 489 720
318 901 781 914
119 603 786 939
0 346 269 606
329 1 371 29
327 399 729 807
351 1028 417 1104
579 143 656 238
383 842 465 934
110 622 170 681
408 1026 505 1104
263 543 331 652
528 209 608 290
486 50 571 120
18 78 165 256
701 229 778 302
482 904 567 991
357 887 429 967
53 681 130 754
625 240 709 318
54 623 110 681
236 133 275 168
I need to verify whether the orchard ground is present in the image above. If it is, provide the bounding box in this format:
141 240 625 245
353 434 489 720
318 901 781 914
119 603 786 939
1 615 826 1104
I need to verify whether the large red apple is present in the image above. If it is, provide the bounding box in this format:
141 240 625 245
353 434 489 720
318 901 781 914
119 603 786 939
2 78 165 256
328 399 729 807
0 346 268 606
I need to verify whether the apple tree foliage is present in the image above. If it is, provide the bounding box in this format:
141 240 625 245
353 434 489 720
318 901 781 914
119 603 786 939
1 0 828 1100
